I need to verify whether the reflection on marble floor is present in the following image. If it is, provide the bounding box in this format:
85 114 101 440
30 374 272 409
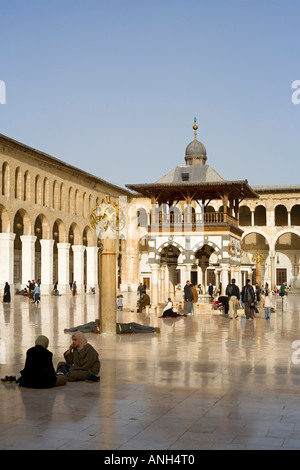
1 292 300 450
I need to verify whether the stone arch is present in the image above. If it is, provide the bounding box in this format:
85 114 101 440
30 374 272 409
275 231 300 251
53 180 59 210
254 205 266 226
68 222 81 245
239 205 251 226
1 161 10 196
157 240 184 255
193 240 221 257
241 231 270 277
15 167 22 199
53 218 66 243
13 208 31 236
24 170 31 202
275 204 288 226
159 243 181 265
75 189 81 216
68 187 75 214
195 243 219 264
35 175 42 205
60 183 66 212
43 177 50 207
83 192 89 217
242 228 272 250
34 213 50 240
83 225 94 246
291 204 300 226
194 243 220 287
273 228 300 249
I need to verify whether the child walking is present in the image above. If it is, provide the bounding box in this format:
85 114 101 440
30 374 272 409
264 288 272 320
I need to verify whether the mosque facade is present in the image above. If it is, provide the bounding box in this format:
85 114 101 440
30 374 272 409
1 125 300 303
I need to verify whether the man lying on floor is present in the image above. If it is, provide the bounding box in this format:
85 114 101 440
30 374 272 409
64 320 160 334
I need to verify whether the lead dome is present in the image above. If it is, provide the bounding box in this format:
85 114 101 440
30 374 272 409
185 118 207 166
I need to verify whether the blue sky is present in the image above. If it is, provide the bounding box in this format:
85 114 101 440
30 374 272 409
0 0 299 189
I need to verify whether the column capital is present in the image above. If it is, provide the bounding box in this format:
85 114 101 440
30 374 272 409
86 246 99 252
149 263 160 271
57 242 71 250
220 263 230 270
0 232 16 242
72 244 86 253
20 235 37 243
40 238 55 247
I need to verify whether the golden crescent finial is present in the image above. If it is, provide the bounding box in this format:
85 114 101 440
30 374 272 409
193 117 198 141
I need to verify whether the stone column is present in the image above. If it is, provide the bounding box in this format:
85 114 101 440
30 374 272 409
72 245 86 294
270 254 275 289
169 265 176 299
20 235 37 287
0 233 16 290
120 238 139 292
220 264 229 295
235 266 242 290
160 264 166 302
86 246 99 293
100 234 117 334
150 263 159 307
256 262 262 286
40 239 54 295
185 264 192 283
165 265 170 299
215 268 221 292
57 243 71 294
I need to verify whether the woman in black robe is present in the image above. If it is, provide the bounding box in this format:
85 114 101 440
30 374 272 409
3 282 10 303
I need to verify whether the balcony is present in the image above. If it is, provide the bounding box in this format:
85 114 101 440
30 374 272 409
148 211 239 234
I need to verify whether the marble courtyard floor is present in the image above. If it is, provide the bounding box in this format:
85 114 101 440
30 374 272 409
1 292 300 450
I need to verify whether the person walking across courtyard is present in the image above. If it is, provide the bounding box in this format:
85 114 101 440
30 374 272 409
184 280 194 315
263 286 272 320
241 279 255 320
225 278 240 319
280 281 289 312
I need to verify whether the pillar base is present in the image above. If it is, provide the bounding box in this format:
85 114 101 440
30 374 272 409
40 284 54 296
57 284 71 295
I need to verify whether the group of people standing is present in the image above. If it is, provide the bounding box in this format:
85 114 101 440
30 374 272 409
221 279 289 320
184 278 289 320
27 280 41 304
